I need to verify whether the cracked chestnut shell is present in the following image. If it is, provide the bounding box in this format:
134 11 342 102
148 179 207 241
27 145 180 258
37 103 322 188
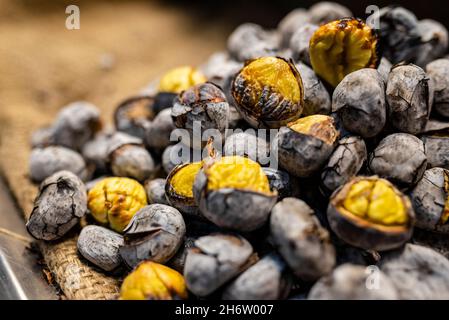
165 162 202 216
114 96 155 139
327 176 415 251
421 130 449 169
386 63 433 134
320 136 367 195
184 233 254 297
27 171 87 241
368 133 427 188
107 133 157 182
120 204 186 268
277 115 339 177
87 177 147 233
410 168 449 234
231 56 304 128
120 261 188 300
77 225 124 272
332 68 386 138
309 18 379 87
426 59 449 118
193 156 277 232
172 82 230 148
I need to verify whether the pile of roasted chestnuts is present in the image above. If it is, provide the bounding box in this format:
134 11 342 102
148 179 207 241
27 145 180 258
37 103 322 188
27 2 449 300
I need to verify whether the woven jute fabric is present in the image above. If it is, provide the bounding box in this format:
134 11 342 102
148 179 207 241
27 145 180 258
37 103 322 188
40 237 120 300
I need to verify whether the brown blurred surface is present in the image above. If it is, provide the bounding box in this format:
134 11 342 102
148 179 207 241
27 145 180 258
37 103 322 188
0 0 227 216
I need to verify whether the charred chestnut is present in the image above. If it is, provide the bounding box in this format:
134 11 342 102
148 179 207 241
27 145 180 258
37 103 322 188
426 59 449 118
145 178 169 205
308 264 398 300
27 171 87 241
379 244 449 299
77 225 124 272
368 133 427 188
29 146 89 183
114 96 155 139
193 156 276 231
107 133 157 182
277 115 339 177
172 82 230 148
270 198 336 281
165 162 203 216
289 24 318 66
327 176 415 251
410 168 449 233
309 18 379 87
332 68 386 138
321 136 367 195
308 2 353 25
278 8 310 48
374 6 421 64
120 204 186 268
295 62 331 116
386 63 433 134
231 56 304 128
227 23 278 62
184 233 254 297
51 101 102 151
222 253 292 300
421 131 449 169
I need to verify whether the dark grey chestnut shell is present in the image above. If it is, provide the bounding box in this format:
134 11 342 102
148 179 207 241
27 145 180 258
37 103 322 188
77 225 124 272
27 171 87 241
276 126 336 178
421 134 449 170
193 169 277 232
114 96 155 139
409 167 449 233
327 176 415 251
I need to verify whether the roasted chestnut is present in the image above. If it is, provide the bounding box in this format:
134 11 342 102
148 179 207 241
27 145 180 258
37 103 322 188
231 56 304 128
276 115 339 177
309 18 379 87
165 161 203 216
327 176 415 251
193 156 276 231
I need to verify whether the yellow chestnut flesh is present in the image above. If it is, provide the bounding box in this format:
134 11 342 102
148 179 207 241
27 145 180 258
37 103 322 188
342 179 408 226
309 18 378 87
232 56 304 128
240 57 302 104
120 262 188 300
287 115 339 144
205 156 271 194
88 177 147 233
170 162 203 198
158 66 207 93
